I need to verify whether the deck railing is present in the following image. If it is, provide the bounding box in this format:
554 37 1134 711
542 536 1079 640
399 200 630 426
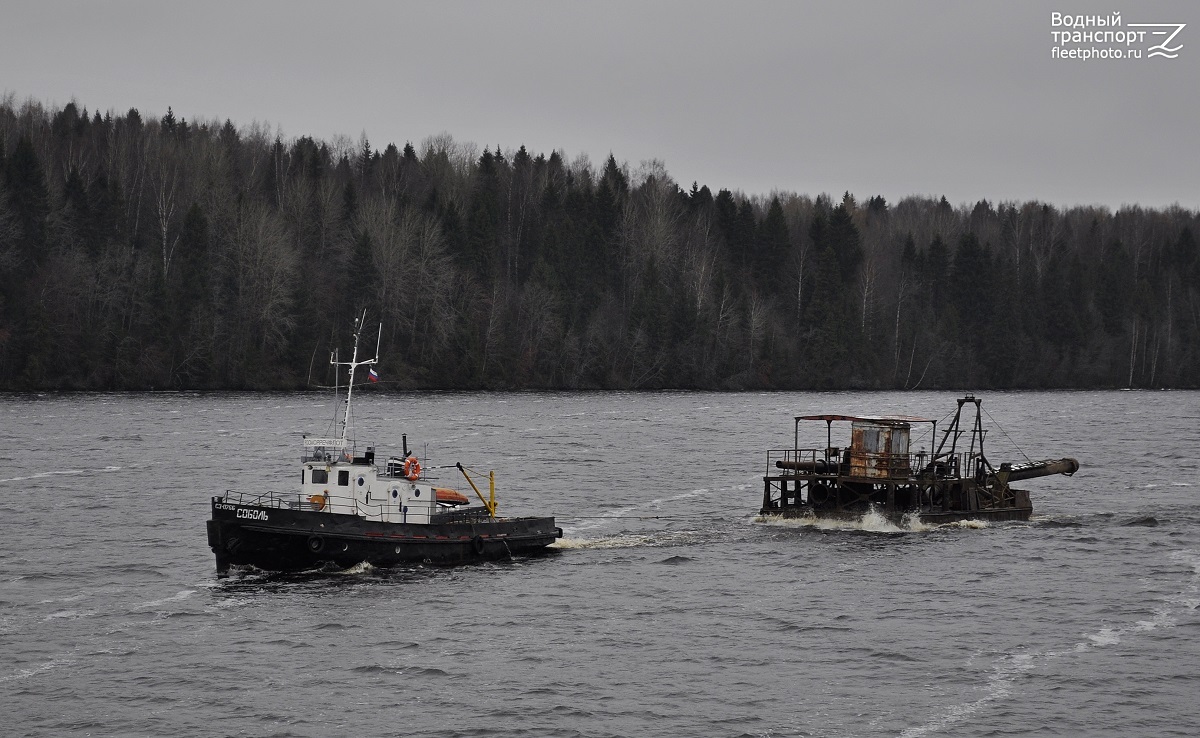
222 489 359 511
766 448 984 481
220 489 486 519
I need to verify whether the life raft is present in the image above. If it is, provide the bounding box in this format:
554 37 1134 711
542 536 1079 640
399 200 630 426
434 488 470 506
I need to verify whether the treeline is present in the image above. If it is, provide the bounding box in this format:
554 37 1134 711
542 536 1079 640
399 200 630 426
1 95 1198 390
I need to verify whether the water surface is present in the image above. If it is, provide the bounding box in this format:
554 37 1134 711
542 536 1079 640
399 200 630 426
2 390 1198 736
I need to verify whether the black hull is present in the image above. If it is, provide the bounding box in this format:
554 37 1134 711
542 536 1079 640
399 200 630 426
759 503 1032 526
207 498 562 576
762 472 1035 527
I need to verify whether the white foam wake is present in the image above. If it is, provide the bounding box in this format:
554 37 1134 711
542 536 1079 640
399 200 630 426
134 589 196 610
754 507 961 533
898 549 1200 737
0 656 75 684
0 466 121 484
551 530 701 550
335 561 375 575
566 483 746 533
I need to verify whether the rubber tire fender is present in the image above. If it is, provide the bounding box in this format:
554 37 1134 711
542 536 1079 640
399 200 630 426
808 483 831 507
472 535 486 555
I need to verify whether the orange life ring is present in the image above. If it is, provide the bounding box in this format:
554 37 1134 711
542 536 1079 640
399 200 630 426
308 494 327 510
403 456 422 481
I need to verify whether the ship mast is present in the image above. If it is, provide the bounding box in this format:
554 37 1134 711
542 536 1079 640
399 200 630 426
331 311 381 445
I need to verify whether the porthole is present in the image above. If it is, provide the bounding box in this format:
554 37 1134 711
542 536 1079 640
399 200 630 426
357 476 365 487
391 488 399 499
414 489 421 497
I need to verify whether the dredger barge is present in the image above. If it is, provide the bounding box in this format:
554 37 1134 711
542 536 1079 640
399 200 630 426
760 396 1078 524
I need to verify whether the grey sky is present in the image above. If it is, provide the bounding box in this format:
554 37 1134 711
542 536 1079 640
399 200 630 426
3 0 1196 208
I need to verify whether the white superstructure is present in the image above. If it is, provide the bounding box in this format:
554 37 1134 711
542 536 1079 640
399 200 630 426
299 439 438 523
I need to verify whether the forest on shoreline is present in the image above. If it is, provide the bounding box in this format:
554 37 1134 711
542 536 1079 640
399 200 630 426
1 95 1198 391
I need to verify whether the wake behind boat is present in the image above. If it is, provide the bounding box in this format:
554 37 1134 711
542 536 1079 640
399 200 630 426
206 315 562 576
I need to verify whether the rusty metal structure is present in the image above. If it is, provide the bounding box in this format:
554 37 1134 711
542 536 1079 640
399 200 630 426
760 396 1079 524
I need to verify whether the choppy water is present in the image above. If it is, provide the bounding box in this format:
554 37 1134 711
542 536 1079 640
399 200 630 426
2 390 1198 737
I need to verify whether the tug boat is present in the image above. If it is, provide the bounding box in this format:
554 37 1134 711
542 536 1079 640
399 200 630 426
760 396 1079 524
206 316 562 576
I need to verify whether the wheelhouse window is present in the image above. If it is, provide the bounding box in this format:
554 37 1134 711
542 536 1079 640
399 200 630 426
338 470 350 486
311 469 329 484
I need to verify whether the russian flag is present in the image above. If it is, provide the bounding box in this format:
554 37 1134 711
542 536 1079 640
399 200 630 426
368 368 379 383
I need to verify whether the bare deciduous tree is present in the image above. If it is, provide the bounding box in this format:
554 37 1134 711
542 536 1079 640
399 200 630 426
228 203 298 356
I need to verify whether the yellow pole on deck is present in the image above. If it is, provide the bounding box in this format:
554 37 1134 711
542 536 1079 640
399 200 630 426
456 463 497 518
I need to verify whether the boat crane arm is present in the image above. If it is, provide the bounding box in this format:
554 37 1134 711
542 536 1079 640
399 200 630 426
456 463 497 518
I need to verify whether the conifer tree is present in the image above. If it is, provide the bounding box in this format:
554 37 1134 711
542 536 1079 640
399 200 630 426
754 196 790 290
